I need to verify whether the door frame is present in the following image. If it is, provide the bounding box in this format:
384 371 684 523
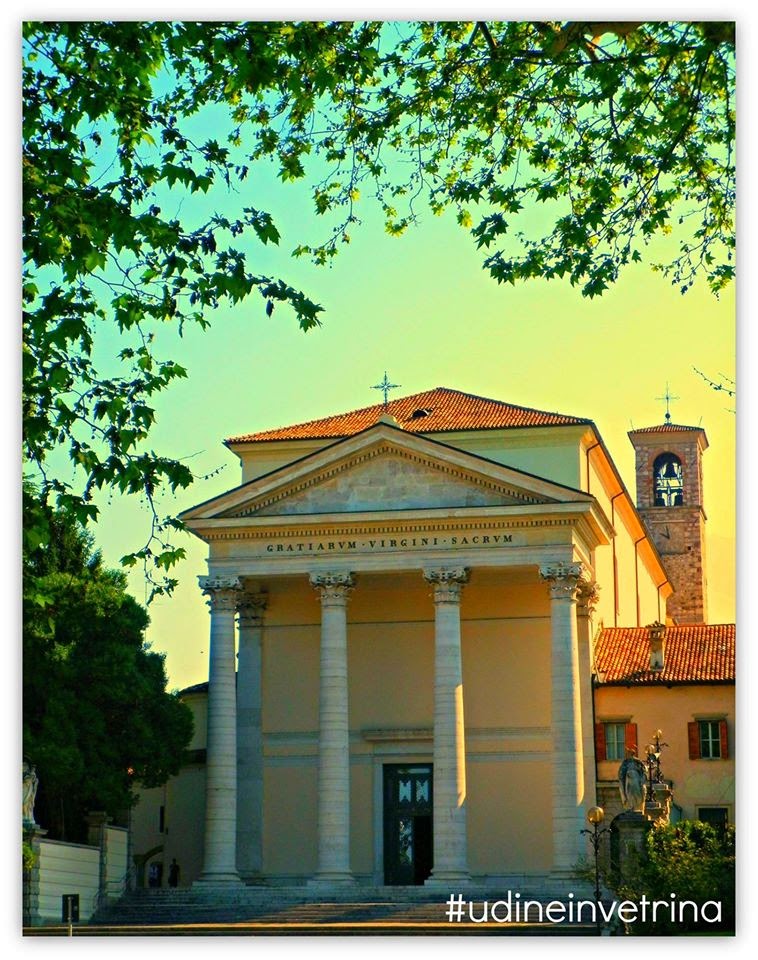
372 753 432 884
377 759 433 886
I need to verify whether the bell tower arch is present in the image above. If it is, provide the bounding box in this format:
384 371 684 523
628 422 709 624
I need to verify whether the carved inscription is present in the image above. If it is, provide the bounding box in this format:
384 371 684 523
264 531 515 554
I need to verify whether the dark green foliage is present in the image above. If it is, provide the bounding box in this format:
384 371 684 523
23 22 734 590
609 820 735 935
638 820 735 934
23 498 194 842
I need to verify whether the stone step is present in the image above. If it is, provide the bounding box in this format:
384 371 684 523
91 888 600 932
29 922 600 937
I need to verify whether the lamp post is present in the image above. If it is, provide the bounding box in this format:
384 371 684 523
645 729 668 801
581 806 610 930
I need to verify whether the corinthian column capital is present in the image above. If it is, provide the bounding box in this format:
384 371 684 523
199 575 243 611
424 566 470 603
576 581 600 618
310 572 355 606
539 562 587 601
237 592 268 627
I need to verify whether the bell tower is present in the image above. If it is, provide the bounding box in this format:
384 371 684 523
628 421 709 624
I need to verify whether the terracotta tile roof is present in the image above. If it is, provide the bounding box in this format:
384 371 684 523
227 387 591 444
628 423 704 435
594 624 735 685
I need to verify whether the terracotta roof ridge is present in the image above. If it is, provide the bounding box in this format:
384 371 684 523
427 386 592 423
224 395 411 444
628 422 704 432
226 386 592 444
598 623 734 631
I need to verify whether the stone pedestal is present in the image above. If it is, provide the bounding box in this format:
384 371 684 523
86 810 112 900
85 810 112 848
23 825 47 927
611 811 650 883
645 783 674 825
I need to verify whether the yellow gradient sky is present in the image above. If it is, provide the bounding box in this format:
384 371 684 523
88 192 735 690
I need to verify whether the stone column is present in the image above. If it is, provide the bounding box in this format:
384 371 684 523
197 575 243 885
577 581 600 820
540 562 586 874
309 572 355 884
86 810 112 900
236 591 267 883
424 566 470 885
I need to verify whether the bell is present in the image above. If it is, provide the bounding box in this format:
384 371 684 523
663 461 679 479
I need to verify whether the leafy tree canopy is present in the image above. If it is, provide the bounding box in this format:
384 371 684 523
23 494 194 841
22 21 735 590
619 820 735 934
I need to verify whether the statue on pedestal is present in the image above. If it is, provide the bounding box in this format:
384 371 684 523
618 750 646 814
23 762 39 826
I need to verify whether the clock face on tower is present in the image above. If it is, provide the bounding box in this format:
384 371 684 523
651 518 686 554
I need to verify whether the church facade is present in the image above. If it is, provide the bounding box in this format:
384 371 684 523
133 388 678 888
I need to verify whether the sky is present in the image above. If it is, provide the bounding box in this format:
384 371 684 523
87 157 736 691
17 13 738 699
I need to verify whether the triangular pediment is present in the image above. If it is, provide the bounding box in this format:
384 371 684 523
222 443 549 518
182 422 593 523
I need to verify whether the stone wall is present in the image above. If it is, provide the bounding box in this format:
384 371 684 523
639 506 707 623
23 825 129 927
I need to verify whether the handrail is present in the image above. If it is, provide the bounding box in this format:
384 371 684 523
92 861 137 917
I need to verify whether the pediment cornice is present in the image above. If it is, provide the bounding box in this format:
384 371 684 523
221 441 546 518
181 421 591 523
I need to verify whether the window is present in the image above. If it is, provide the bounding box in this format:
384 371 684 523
688 719 729 760
653 453 684 506
605 723 627 761
595 721 637 761
697 807 729 834
699 720 722 758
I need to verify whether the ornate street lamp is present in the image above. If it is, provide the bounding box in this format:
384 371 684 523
581 805 610 927
645 729 668 801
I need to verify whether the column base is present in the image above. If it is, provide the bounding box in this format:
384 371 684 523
193 871 245 888
307 872 356 887
425 870 472 888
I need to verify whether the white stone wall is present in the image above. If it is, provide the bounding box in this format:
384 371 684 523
37 839 100 923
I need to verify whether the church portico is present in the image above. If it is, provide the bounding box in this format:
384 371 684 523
193 551 598 886
172 404 670 888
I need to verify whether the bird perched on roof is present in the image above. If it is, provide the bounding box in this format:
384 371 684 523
618 750 647 813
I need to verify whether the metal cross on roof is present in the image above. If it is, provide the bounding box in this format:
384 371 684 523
655 383 680 423
371 372 401 410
